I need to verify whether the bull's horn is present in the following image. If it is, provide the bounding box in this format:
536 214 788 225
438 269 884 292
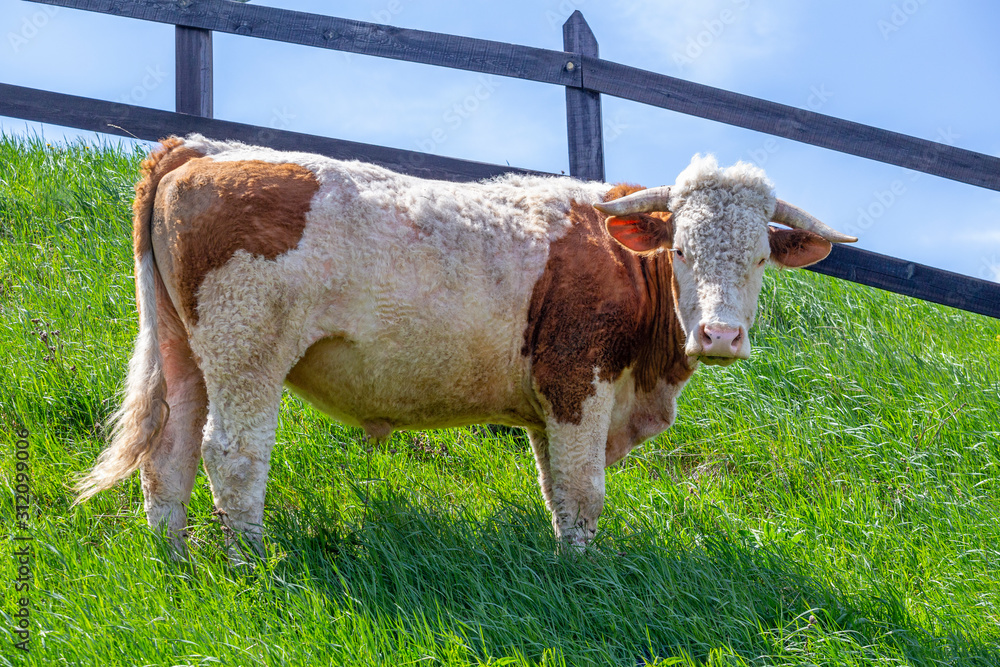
593 186 672 215
772 200 857 243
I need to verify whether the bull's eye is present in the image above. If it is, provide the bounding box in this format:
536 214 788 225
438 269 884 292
674 248 685 262
758 257 767 267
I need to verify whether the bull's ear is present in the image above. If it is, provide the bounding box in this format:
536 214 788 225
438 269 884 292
768 226 832 268
605 213 673 253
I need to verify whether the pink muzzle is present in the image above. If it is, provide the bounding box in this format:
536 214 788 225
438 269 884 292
697 323 747 360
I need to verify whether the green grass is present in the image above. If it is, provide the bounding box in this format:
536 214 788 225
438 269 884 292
1 133 998 666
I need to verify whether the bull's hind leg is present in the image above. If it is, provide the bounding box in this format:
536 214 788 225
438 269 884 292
197 349 290 563
190 255 307 563
200 391 283 563
140 279 208 553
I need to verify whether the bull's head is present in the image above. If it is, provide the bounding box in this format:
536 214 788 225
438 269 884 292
595 155 856 366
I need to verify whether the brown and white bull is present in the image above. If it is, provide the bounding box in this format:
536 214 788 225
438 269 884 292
76 135 855 555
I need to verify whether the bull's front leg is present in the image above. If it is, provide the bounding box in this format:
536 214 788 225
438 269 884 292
541 379 615 547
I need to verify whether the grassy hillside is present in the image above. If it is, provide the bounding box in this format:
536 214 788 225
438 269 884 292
1 134 998 666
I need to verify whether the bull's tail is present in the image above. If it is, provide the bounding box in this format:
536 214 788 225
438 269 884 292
75 138 198 503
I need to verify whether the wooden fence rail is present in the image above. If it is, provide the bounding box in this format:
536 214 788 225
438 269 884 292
4 0 1000 319
26 0 1000 192
0 83 541 182
3 83 999 319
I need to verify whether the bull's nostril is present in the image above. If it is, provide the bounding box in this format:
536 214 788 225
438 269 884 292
699 324 713 347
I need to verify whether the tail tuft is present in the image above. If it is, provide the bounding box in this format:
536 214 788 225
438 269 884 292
75 260 170 502
74 254 169 503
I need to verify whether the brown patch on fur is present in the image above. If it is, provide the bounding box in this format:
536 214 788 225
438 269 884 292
154 159 320 323
133 137 204 260
154 260 189 344
767 227 832 268
521 189 693 424
632 253 693 394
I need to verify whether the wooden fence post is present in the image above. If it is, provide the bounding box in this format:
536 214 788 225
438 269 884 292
176 26 213 117
563 11 604 181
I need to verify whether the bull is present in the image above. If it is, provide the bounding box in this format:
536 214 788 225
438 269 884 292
76 135 855 556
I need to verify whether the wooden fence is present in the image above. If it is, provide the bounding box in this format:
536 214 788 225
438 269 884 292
4 0 1000 318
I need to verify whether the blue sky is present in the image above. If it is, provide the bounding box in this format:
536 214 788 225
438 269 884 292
3 0 999 281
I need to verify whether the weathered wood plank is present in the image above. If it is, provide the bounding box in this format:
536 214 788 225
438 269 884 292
806 245 1000 319
25 0 581 88
175 26 213 117
581 56 1000 192
563 11 603 182
0 83 544 182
